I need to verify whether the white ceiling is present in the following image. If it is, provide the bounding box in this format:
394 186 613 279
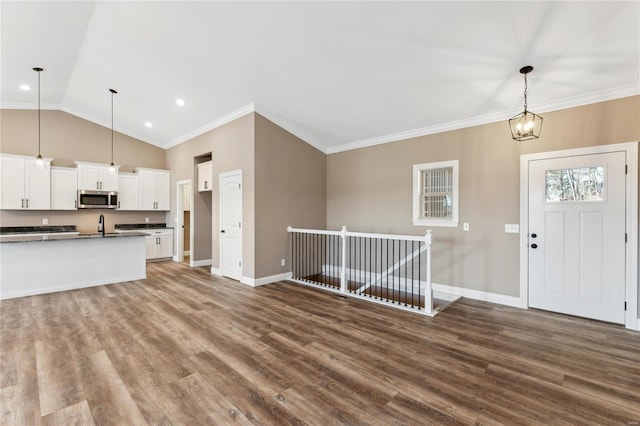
2 1 638 153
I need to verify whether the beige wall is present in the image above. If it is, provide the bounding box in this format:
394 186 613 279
165 113 254 273
0 109 168 231
255 113 327 278
327 96 639 300
0 110 165 170
164 135 213 262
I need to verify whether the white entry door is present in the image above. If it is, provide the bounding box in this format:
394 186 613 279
528 151 626 324
220 170 242 281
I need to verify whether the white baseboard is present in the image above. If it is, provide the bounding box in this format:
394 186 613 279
211 267 222 276
241 272 292 287
432 283 521 308
190 259 212 267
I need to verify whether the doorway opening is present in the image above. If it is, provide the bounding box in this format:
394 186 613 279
175 179 193 264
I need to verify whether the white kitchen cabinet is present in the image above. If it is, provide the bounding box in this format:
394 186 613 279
197 161 212 192
142 228 174 260
50 167 78 210
117 173 139 210
136 168 171 211
76 162 119 191
0 153 51 210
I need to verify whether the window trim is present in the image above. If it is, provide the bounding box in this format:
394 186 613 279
412 160 459 227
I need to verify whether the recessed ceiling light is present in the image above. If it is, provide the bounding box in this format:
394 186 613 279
145 122 153 128
19 84 31 91
175 98 185 107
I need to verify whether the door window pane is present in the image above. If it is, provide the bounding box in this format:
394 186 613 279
545 166 604 202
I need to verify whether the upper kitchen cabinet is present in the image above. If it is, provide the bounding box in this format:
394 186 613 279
50 166 78 210
118 172 139 210
0 153 51 210
197 160 213 192
76 162 119 191
136 167 170 211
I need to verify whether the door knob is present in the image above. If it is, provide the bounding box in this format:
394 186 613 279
531 243 538 249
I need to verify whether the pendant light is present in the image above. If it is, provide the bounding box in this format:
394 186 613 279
508 65 543 141
109 88 117 173
33 67 44 167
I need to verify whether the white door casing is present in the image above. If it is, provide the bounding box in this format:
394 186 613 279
220 170 242 281
528 152 625 324
520 142 638 330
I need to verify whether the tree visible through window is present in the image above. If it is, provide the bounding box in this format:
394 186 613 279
413 160 459 227
546 166 604 202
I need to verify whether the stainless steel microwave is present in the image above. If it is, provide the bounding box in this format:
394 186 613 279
77 190 118 209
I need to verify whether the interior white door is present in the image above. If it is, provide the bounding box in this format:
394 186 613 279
220 171 242 281
528 151 626 324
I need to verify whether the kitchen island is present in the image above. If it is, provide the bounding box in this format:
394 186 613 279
0 232 146 299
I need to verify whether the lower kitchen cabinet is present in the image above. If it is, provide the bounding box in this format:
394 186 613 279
144 229 174 260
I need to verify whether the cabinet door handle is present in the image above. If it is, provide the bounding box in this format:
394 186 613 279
96 181 99 190
21 198 24 208
26 199 29 208
118 201 121 209
75 200 77 209
204 181 208 189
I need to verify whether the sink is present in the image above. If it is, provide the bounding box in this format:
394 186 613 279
80 233 119 238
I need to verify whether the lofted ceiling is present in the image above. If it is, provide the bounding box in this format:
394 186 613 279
2 1 638 154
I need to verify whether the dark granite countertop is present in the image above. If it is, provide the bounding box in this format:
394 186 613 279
0 225 77 235
0 232 146 243
115 223 172 230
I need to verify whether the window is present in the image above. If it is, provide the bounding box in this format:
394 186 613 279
545 166 604 202
413 160 459 227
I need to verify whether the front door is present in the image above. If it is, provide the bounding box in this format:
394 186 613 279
528 151 626 324
220 171 242 281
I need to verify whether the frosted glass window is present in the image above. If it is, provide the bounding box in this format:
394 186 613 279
545 167 604 202
412 160 459 227
422 168 453 218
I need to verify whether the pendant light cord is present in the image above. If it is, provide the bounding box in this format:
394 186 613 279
523 72 528 112
32 67 44 160
111 90 114 164
38 70 41 156
109 88 117 166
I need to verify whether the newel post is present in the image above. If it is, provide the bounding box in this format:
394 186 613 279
340 226 348 293
424 230 433 315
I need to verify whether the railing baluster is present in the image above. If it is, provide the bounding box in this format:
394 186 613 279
287 226 437 316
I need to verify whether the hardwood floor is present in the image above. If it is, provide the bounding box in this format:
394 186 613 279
1 261 639 425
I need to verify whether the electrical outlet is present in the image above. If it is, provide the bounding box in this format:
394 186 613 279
463 223 469 231
505 224 520 233
281 259 286 267
145 217 150 223
42 218 48 225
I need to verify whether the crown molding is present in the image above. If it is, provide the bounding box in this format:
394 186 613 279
327 85 640 155
59 105 157 147
163 103 256 149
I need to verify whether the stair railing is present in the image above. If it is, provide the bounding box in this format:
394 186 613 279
287 226 435 316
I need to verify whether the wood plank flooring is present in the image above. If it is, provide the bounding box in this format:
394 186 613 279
1 261 639 425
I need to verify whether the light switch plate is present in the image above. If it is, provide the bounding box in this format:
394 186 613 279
42 218 48 225
145 217 150 223
463 223 469 231
505 224 520 233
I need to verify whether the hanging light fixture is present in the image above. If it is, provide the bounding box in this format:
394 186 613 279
33 67 45 167
109 88 117 173
509 65 543 141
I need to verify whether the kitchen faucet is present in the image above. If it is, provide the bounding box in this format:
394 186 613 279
98 214 105 236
